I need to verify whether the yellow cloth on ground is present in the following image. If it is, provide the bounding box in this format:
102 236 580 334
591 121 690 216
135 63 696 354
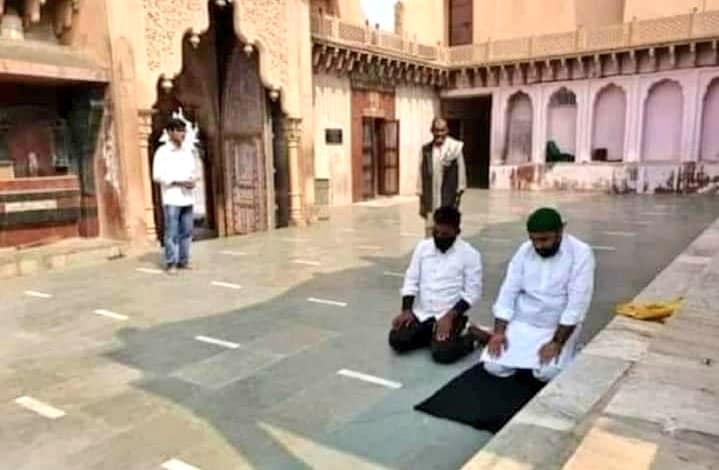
615 298 684 321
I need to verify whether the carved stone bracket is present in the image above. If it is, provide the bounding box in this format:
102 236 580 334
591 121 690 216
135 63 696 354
313 43 447 88
0 0 80 36
447 38 718 90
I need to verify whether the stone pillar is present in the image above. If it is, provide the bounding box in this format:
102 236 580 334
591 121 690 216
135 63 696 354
681 76 700 162
137 109 157 241
284 117 305 226
491 89 506 165
531 87 545 164
625 76 643 163
576 83 593 163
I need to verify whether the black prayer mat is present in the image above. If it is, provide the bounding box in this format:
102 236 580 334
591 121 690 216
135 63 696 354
414 363 546 433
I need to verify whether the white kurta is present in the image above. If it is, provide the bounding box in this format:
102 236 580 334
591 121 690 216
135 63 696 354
481 235 595 370
401 238 482 322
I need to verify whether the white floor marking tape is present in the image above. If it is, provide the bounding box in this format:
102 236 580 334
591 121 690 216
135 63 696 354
337 369 402 389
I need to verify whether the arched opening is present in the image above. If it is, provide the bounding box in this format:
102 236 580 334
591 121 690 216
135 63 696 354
149 2 286 243
504 92 533 164
546 87 577 163
700 78 719 162
592 84 626 162
641 80 683 162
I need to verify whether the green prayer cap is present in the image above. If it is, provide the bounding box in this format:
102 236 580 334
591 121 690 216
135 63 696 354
527 207 563 233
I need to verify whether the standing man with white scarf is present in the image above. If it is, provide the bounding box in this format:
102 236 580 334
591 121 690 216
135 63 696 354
481 208 595 382
418 118 467 237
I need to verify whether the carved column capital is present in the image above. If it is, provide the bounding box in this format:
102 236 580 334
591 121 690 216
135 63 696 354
283 118 302 146
283 117 305 227
137 109 155 142
137 108 158 242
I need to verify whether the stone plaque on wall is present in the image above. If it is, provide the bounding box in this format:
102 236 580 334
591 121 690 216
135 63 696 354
325 129 342 145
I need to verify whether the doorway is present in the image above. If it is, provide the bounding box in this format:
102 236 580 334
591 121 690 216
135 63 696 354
149 2 278 243
443 96 492 189
359 117 399 200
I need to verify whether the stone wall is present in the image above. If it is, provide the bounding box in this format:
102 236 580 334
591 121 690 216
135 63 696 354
475 64 719 193
313 73 353 206
395 85 440 196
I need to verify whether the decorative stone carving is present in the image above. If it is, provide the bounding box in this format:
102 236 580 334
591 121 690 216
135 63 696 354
142 1 290 110
142 0 209 74
102 114 119 190
233 0 289 91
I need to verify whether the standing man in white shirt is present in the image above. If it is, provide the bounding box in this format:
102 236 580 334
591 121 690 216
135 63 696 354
418 118 467 237
390 206 489 364
481 207 595 382
152 118 197 274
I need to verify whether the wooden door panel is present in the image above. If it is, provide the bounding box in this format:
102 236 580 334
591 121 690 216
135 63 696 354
221 46 267 235
361 118 376 200
379 120 399 195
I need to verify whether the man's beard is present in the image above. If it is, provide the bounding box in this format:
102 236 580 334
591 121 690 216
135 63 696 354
535 241 561 258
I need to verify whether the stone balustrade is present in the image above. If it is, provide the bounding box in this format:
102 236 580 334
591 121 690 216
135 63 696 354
449 9 719 66
311 9 719 68
310 14 443 64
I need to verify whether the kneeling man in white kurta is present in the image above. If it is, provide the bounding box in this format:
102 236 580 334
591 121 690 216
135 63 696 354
481 208 596 382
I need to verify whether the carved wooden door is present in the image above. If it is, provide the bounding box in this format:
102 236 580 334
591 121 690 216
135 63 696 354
361 117 376 200
221 46 268 235
379 120 399 195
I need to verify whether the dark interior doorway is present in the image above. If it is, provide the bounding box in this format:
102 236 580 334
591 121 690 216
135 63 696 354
443 96 492 189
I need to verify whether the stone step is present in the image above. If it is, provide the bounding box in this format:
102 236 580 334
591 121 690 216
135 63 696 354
0 238 128 279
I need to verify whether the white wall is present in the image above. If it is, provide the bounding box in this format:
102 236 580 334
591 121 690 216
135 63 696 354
642 80 683 162
592 85 627 161
547 103 577 156
505 93 533 164
395 85 439 196
313 73 353 206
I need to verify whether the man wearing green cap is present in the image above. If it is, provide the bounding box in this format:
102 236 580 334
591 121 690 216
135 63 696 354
479 207 595 382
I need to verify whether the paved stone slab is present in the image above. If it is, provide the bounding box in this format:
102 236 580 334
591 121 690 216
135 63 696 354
0 403 116 470
563 416 719 470
265 372 393 432
63 409 215 470
513 354 631 433
172 348 282 389
4 192 719 469
605 374 719 437
243 323 338 357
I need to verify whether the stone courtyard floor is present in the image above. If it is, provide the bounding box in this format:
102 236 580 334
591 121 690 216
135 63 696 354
2 190 719 470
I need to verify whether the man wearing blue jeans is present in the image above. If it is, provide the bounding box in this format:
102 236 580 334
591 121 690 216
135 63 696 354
152 118 197 274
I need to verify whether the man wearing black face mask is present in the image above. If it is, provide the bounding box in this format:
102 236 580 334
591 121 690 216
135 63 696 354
389 207 490 364
480 207 595 382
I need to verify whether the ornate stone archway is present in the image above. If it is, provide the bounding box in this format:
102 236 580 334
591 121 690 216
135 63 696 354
138 0 307 238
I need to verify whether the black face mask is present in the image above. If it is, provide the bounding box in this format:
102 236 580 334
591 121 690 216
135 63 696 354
434 236 456 253
535 241 561 258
